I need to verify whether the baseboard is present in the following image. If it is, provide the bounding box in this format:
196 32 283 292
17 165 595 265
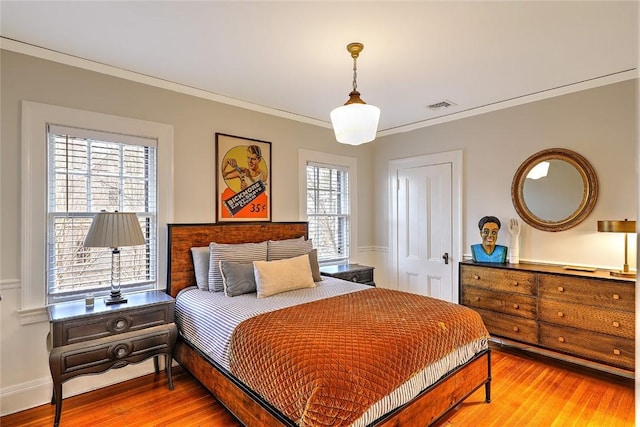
0 359 157 417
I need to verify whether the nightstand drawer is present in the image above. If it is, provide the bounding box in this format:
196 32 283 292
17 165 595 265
336 269 374 284
51 301 174 347
320 264 375 286
50 324 177 380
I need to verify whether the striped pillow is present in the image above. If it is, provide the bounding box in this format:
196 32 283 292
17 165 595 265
208 241 267 292
267 237 313 260
267 237 322 281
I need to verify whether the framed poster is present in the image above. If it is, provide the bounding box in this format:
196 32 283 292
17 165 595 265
215 133 271 222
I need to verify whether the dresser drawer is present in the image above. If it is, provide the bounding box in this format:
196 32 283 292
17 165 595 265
474 308 538 344
460 266 535 296
50 324 178 380
538 274 634 312
51 302 175 347
539 299 634 339
539 323 634 370
461 287 536 319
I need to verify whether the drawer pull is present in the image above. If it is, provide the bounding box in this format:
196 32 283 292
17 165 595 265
558 336 565 343
115 320 126 329
513 326 519 332
475 297 481 302
557 312 564 318
473 274 480 280
612 294 620 300
612 321 620 328
351 277 358 282
557 286 564 292
613 349 621 356
512 281 519 287
513 304 519 309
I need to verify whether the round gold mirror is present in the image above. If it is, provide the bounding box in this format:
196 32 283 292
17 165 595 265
511 148 598 232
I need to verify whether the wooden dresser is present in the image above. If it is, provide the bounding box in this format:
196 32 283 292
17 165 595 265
459 261 635 373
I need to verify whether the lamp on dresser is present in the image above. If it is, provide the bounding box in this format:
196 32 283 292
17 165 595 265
84 211 146 304
597 219 636 278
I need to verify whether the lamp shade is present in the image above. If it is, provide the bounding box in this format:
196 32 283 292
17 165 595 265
84 212 146 249
597 220 636 233
330 101 381 146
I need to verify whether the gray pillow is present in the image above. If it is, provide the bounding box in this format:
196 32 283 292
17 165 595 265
220 261 256 297
208 241 268 292
190 247 210 291
308 249 322 282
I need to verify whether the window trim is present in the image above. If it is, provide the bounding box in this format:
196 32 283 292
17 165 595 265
298 149 357 265
21 101 173 322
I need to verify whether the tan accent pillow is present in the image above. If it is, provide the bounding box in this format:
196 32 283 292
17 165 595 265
253 254 316 298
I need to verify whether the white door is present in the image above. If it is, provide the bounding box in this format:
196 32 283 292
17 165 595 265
390 151 460 303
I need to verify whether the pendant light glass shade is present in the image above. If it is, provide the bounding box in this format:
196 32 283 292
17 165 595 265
331 43 380 145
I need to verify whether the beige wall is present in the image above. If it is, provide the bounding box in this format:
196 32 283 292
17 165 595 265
1 48 637 415
372 79 638 270
0 50 374 414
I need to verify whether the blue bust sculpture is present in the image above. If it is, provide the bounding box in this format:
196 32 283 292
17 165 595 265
471 216 508 263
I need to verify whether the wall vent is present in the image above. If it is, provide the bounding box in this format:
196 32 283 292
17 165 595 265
427 100 457 110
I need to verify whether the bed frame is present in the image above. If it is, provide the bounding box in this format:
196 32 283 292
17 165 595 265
167 222 491 426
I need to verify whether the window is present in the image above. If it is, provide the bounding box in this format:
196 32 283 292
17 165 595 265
306 162 351 264
46 125 157 303
21 101 173 323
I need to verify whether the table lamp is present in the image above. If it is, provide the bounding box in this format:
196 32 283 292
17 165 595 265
597 219 636 278
84 211 146 304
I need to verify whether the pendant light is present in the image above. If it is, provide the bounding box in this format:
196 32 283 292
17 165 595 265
330 42 380 145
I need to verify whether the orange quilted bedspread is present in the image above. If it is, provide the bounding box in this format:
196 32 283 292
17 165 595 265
229 288 489 426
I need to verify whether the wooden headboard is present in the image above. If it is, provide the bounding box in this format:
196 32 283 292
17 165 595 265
166 222 308 298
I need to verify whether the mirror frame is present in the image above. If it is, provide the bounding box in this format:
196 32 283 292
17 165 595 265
511 148 598 232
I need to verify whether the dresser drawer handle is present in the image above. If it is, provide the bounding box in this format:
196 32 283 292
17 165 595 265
558 336 565 343
613 349 621 356
115 319 126 329
512 281 519 287
612 294 620 300
473 274 480 280
513 326 519 332
513 304 519 309
557 286 564 292
557 312 564 318
612 321 620 328
475 296 481 302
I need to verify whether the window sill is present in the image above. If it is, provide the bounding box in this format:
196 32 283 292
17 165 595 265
18 306 49 325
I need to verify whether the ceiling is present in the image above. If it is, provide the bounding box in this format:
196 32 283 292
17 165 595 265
1 1 637 136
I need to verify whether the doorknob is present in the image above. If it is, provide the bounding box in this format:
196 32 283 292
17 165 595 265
442 252 449 264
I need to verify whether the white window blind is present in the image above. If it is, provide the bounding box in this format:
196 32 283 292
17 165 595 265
47 124 157 303
306 162 350 264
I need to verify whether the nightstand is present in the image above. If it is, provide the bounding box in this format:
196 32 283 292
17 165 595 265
47 291 177 427
320 263 375 286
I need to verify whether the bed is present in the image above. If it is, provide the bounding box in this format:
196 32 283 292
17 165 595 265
167 222 491 426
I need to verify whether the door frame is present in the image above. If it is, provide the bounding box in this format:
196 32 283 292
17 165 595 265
389 150 463 302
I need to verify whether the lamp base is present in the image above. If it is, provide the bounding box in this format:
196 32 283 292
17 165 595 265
104 293 128 305
609 270 636 278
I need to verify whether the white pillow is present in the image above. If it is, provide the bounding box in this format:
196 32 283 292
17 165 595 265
253 254 316 298
208 241 267 292
190 247 210 291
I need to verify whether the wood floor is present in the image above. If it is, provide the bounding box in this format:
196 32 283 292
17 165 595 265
2 347 634 426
